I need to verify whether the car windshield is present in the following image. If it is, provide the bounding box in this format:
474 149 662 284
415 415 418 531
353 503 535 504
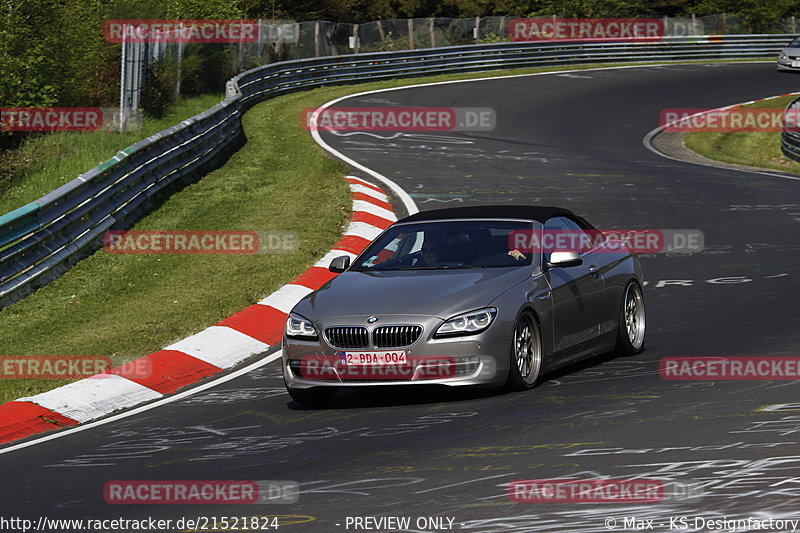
790 37 800 47
351 219 536 270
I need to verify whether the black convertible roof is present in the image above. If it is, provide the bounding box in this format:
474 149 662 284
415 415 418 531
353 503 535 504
397 205 583 224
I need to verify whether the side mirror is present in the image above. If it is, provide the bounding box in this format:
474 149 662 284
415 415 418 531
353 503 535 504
328 255 351 273
545 250 582 269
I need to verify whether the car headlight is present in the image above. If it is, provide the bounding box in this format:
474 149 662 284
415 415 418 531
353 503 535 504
781 53 787 59
285 313 318 339
435 307 497 337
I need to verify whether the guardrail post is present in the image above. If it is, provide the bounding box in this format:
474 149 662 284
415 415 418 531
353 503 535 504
408 18 415 49
119 23 127 133
377 20 385 50
256 19 263 59
176 23 184 100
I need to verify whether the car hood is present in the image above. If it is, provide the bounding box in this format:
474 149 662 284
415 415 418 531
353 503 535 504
782 47 800 55
293 267 531 320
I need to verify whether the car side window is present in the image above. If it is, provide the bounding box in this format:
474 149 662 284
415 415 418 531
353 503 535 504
542 216 596 260
565 217 597 254
542 217 572 263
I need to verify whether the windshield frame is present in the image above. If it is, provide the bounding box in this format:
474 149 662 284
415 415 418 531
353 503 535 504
349 217 540 272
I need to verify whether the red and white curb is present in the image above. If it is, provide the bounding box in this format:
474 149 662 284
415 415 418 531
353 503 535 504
0 176 397 444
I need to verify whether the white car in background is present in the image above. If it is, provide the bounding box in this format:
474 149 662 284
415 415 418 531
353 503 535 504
777 36 800 71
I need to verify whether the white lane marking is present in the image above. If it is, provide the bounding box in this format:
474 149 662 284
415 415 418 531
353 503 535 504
166 326 270 369
0 350 284 455
190 425 228 435
311 121 418 217
331 131 406 139
17 375 162 424
422 197 463 203
642 274 789 287
257 284 314 313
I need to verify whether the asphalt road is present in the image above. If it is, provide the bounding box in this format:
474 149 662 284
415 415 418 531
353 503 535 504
2 62 799 533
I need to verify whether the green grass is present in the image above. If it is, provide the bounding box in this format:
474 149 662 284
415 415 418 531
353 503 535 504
0 90 353 403
684 95 800 174
0 57 777 403
0 96 226 215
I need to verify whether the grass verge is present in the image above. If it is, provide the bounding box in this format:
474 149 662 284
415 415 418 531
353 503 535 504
0 90 353 403
0 58 775 403
683 94 800 173
0 96 225 216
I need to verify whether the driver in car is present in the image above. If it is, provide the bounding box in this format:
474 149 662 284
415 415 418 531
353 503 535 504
412 239 442 266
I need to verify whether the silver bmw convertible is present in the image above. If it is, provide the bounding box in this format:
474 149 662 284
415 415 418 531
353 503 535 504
282 206 645 403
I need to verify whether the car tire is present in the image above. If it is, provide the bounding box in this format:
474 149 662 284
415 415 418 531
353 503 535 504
506 311 543 391
286 386 337 404
615 281 646 356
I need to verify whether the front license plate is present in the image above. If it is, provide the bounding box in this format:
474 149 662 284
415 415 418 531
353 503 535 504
339 351 408 366
792 61 800 67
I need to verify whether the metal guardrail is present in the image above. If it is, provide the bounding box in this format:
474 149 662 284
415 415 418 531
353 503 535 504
0 34 791 309
781 96 800 162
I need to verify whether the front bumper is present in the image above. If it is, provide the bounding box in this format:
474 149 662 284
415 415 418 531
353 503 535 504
282 315 510 389
283 353 498 388
777 57 800 71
